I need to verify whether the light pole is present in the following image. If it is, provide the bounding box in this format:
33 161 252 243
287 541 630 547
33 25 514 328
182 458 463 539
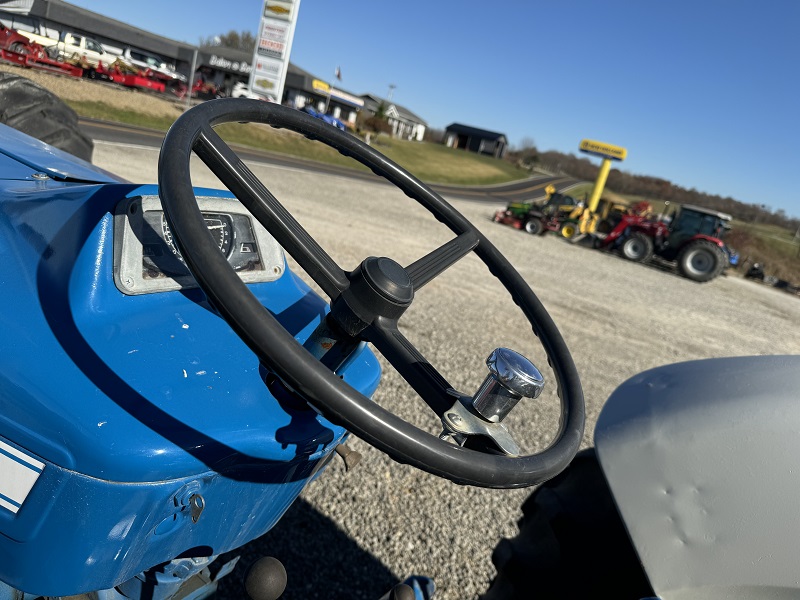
387 84 396 102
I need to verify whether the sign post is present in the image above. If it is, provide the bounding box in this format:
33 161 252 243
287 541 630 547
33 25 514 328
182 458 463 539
248 0 302 103
579 139 627 214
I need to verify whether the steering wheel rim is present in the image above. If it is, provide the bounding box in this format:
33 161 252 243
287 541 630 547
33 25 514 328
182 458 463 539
158 98 584 488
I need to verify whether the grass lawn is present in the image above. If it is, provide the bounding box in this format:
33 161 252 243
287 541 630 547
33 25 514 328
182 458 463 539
65 99 531 186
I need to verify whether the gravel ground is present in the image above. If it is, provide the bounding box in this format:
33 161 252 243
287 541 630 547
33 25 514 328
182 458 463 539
92 139 800 600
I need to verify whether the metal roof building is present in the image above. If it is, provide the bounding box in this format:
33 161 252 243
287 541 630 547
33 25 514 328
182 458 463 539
444 123 508 158
0 0 196 68
0 0 429 132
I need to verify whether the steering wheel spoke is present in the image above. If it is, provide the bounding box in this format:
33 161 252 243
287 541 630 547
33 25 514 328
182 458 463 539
365 320 455 416
193 125 349 298
406 231 479 291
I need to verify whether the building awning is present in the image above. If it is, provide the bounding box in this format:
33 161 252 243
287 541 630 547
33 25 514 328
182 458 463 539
310 79 363 108
0 0 34 13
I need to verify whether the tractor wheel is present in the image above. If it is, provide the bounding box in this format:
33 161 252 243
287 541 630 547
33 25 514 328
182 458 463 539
621 232 653 263
524 218 544 235
9 42 27 55
480 449 653 600
559 221 578 239
0 72 93 162
677 240 726 282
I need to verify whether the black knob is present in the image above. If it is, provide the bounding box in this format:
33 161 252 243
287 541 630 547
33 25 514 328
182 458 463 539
362 256 413 305
244 556 287 600
379 583 415 600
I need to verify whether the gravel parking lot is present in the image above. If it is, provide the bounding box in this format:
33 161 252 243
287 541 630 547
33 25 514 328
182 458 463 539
93 139 800 600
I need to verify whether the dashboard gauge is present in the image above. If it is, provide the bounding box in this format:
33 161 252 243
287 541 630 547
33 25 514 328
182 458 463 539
115 195 283 295
161 212 233 261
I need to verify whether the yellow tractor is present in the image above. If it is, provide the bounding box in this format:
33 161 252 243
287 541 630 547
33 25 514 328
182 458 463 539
553 195 632 240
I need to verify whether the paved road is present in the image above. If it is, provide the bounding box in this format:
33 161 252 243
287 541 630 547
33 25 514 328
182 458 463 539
80 118 578 204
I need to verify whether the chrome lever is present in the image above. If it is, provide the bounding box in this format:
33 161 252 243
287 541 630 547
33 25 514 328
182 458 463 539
472 347 544 422
439 348 545 456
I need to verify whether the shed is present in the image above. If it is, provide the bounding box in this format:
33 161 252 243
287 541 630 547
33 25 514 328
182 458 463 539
444 123 507 158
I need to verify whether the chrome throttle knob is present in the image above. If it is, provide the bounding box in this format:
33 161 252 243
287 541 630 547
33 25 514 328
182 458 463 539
470 348 544 422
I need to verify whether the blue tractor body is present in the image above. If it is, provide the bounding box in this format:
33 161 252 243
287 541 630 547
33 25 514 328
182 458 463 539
0 124 381 597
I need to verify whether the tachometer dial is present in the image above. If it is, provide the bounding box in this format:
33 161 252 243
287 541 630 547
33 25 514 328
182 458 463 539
162 212 233 261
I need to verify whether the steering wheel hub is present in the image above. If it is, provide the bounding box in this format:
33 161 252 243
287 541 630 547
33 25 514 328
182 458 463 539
362 257 413 305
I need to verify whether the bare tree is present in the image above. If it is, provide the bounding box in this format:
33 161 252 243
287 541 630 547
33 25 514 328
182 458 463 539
199 30 257 53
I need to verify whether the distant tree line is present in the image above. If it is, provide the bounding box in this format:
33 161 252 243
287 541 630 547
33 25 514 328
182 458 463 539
199 30 256 53
506 144 799 232
194 31 798 233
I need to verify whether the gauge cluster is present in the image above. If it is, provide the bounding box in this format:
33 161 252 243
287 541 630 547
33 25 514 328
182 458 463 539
114 195 285 295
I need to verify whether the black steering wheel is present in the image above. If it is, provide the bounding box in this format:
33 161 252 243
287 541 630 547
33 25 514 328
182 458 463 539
158 99 584 488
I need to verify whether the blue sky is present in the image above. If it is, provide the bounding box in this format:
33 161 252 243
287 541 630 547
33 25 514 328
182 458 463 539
69 0 799 218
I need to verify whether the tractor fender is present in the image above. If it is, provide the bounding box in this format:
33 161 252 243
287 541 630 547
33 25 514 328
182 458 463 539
677 234 725 249
600 215 659 247
595 355 800 599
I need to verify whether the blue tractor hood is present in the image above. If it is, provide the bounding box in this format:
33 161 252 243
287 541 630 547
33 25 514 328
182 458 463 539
0 122 124 183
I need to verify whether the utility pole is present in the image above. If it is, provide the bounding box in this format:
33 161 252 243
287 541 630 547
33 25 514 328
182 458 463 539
184 48 198 111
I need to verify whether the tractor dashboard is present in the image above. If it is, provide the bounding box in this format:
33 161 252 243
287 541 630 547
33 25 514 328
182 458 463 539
114 195 285 295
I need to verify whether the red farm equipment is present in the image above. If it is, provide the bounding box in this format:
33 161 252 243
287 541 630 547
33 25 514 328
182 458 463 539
0 24 83 77
597 203 738 282
1 24 186 96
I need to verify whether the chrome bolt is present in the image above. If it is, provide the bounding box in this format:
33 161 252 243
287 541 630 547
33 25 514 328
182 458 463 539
447 412 462 425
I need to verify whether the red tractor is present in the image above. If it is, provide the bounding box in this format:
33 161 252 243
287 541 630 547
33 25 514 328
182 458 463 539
597 203 736 282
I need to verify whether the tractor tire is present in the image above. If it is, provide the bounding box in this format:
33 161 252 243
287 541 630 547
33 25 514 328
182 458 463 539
524 218 544 235
559 221 578 239
0 72 93 162
621 232 653 263
9 41 27 55
677 240 726 282
479 449 653 600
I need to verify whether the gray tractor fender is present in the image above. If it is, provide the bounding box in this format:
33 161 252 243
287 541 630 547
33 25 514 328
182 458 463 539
594 355 800 600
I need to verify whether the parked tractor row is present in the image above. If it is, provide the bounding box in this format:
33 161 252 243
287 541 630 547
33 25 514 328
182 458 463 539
493 188 738 282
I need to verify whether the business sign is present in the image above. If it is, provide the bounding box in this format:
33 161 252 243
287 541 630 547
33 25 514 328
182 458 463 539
249 0 301 101
209 54 251 74
312 79 330 94
579 139 627 161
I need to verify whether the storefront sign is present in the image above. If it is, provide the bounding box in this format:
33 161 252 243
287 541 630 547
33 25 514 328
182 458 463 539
209 54 252 74
312 79 330 94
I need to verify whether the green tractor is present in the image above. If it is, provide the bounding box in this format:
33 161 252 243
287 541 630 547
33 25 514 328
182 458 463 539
493 191 582 235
